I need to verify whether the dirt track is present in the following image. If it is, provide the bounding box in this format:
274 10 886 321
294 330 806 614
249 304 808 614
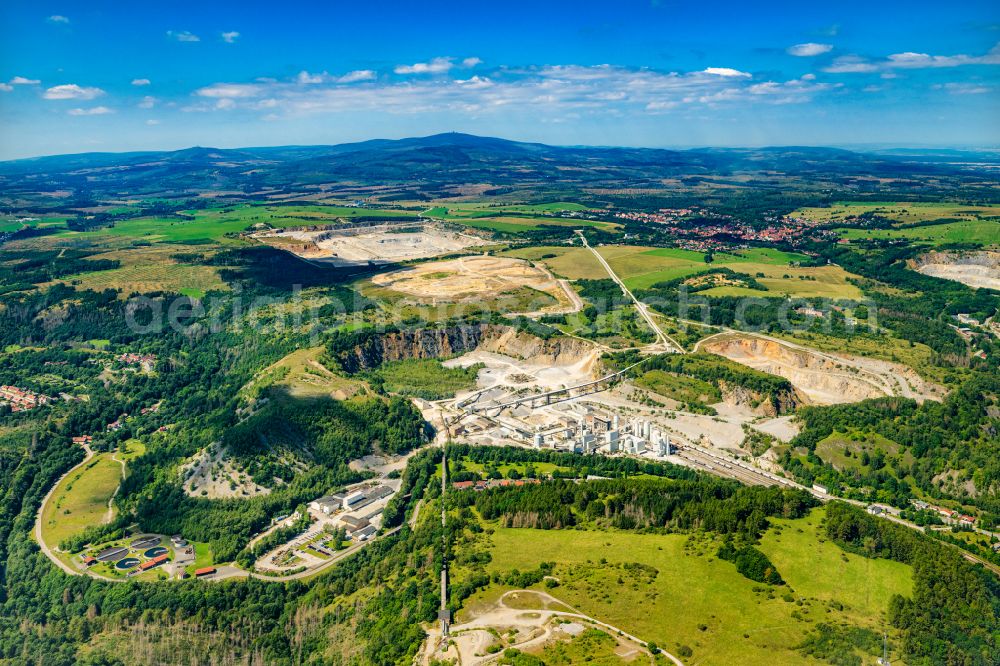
419 589 679 666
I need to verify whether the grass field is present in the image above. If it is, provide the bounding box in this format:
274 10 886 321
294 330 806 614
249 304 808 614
633 369 721 404
835 218 1000 246
61 263 228 298
501 246 607 279
472 505 910 665
242 347 363 401
453 459 572 479
50 204 418 245
40 452 122 548
758 509 912 613
501 244 861 298
815 430 904 472
0 215 70 233
371 359 481 400
794 202 1000 225
425 202 616 233
594 245 863 298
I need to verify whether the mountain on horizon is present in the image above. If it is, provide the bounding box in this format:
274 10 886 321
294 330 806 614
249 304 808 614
1 132 996 205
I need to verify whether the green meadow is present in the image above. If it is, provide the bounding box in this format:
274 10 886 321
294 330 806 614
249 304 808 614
40 453 123 549
467 505 911 666
794 202 1000 225
836 218 1000 246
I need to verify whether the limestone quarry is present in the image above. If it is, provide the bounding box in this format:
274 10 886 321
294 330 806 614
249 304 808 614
255 223 490 266
698 332 943 405
912 250 1000 290
370 255 575 312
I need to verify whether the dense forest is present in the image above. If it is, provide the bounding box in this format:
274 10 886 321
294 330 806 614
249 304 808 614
782 368 1000 524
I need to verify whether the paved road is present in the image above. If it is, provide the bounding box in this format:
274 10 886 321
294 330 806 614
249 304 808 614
34 443 93 576
576 232 684 353
34 443 122 583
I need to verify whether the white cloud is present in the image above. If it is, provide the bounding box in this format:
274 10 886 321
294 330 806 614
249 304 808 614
455 75 494 89
395 57 455 74
195 83 262 98
826 42 1000 73
0 83 12 92
338 70 376 83
788 43 833 57
296 70 329 84
167 30 200 42
68 106 114 116
10 76 40 85
702 67 751 78
47 15 69 24
43 84 105 100
132 78 151 86
887 44 1000 68
146 119 161 125
935 82 992 94
221 31 240 43
185 62 838 118
823 56 878 73
462 57 483 68
138 96 157 109
297 69 377 84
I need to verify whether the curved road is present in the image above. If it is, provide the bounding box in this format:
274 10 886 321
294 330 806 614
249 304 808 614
33 443 121 583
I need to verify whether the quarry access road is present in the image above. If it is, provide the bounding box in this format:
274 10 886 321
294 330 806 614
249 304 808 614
576 232 684 353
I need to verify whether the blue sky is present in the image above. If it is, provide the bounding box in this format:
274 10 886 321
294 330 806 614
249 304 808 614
0 1 998 159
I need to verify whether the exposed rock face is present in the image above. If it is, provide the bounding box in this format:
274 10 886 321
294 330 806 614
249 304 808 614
911 250 1000 290
701 334 941 405
338 324 596 373
717 380 801 417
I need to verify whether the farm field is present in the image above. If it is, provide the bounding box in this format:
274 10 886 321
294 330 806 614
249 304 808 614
49 204 418 245
501 245 607 279
595 245 863 298
835 218 1000 246
424 202 616 233
40 452 123 549
474 505 910 666
0 215 70 233
425 201 588 218
793 202 1000 224
502 244 861 297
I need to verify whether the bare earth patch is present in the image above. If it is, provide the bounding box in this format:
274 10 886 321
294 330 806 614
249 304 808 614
256 225 489 266
371 255 572 310
912 250 1000 290
699 333 943 405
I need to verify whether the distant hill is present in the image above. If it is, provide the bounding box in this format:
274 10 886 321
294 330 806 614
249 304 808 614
1 132 998 204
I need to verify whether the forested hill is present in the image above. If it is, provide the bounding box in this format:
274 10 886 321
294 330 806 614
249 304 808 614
2 133 997 202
